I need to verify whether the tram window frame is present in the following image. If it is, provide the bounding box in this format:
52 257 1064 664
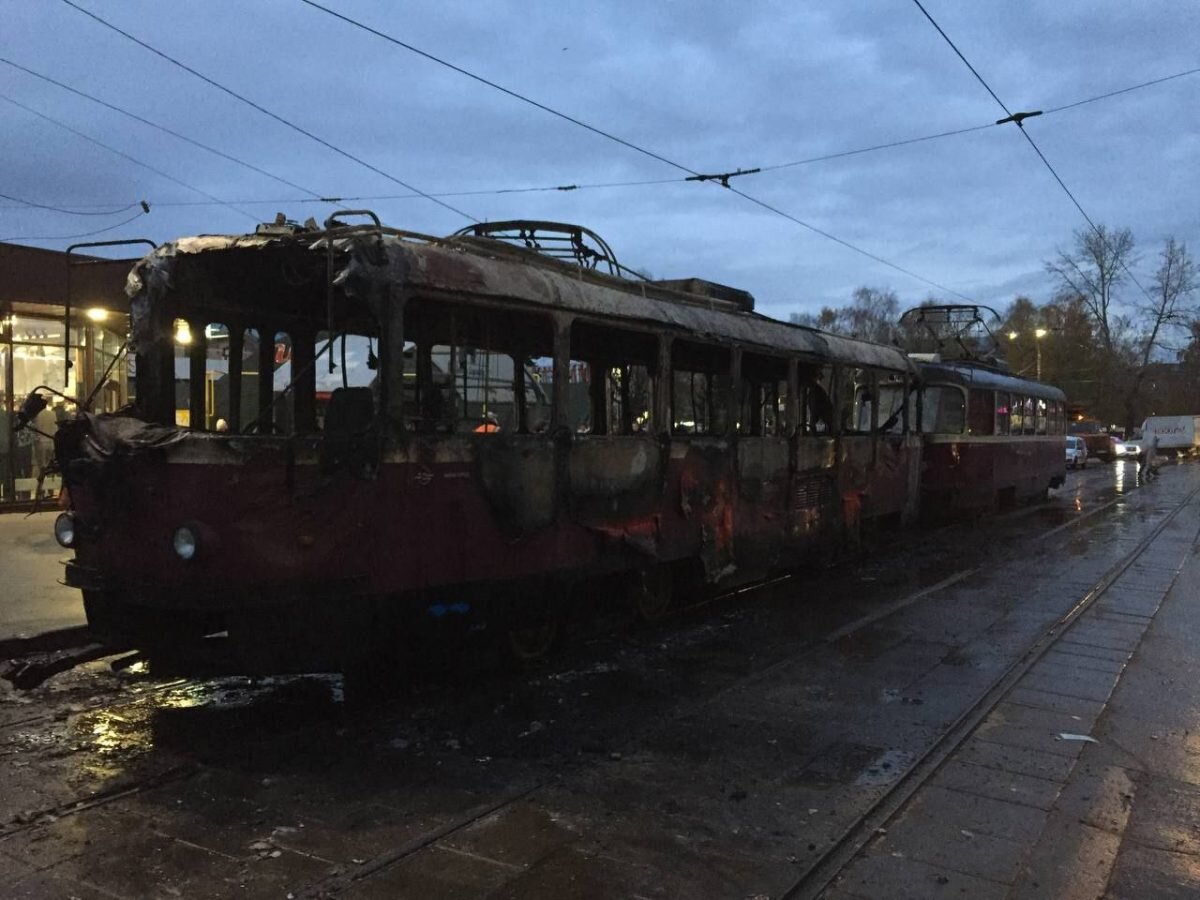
671 340 732 437
839 366 873 435
401 299 555 435
968 389 995 435
568 321 657 436
995 392 1010 436
1009 394 1024 434
311 329 379 432
799 363 835 435
740 352 789 437
874 371 908 434
1021 396 1036 435
918 384 966 435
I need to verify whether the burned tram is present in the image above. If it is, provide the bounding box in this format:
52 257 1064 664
48 217 921 675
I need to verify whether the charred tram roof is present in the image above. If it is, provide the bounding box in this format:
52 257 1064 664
127 222 917 374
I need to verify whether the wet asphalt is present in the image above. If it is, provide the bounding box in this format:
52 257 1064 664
0 458 1188 898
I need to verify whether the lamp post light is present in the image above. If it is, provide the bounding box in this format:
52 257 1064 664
1005 328 1049 379
1034 327 1047 380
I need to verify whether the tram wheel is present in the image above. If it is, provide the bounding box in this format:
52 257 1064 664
630 565 674 623
507 619 559 663
504 589 560 664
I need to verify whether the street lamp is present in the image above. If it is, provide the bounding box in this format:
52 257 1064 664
1005 328 1049 379
1034 328 1047 380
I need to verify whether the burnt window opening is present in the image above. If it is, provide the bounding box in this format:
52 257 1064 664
920 385 966 434
568 322 656 436
173 320 254 432
671 341 731 436
799 363 834 435
740 353 789 437
854 369 908 435
839 367 875 435
402 301 553 435
874 371 909 434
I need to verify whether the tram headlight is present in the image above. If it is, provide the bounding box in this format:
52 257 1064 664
54 513 76 548
172 525 198 561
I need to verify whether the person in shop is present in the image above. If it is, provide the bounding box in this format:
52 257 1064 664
31 400 60 497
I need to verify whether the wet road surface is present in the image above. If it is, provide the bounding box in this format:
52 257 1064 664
0 459 1188 898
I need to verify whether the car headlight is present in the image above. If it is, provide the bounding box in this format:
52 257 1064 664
172 525 198 561
54 512 76 548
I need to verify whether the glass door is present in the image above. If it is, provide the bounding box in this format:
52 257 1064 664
9 316 83 500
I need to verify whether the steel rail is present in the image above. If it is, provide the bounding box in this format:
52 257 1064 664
308 475 1182 896
0 470 1151 868
782 478 1200 900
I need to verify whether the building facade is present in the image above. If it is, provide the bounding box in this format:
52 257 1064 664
0 242 138 507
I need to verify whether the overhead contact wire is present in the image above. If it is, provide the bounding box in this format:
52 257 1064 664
908 0 1160 303
294 0 976 300
0 91 258 223
0 56 332 204
57 0 476 223
1 208 148 242
0 189 138 217
4 58 1192 213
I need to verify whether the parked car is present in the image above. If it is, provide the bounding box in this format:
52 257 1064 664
1082 433 1121 461
1066 436 1088 469
1113 437 1139 458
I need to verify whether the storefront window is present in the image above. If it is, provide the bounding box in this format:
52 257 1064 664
2 310 131 502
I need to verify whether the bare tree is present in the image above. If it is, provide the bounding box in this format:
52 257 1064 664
791 287 900 343
1045 225 1136 355
1123 238 1198 427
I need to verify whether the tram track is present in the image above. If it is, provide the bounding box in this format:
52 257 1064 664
0 677 190 733
299 474 1186 897
0 466 1120 739
781 477 1200 900
0 466 1156 886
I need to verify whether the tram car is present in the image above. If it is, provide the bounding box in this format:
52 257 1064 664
39 216 925 676
913 357 1067 518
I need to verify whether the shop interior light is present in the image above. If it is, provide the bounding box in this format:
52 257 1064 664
174 320 193 345
86 308 108 322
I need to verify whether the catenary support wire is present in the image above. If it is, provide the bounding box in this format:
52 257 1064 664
58 0 476 223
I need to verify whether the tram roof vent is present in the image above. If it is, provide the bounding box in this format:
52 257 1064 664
256 212 318 236
650 278 756 313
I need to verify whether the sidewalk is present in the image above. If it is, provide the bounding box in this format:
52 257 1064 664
0 512 81 640
827 479 1200 899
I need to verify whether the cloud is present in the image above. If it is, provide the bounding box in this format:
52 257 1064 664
1 0 1195 321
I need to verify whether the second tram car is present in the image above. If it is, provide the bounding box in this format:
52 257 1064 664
914 358 1067 517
